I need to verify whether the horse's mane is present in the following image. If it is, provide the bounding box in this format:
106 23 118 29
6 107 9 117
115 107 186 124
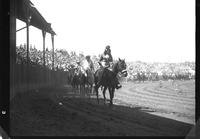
111 60 120 75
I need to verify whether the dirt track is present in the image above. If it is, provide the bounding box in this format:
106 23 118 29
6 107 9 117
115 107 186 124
10 80 195 136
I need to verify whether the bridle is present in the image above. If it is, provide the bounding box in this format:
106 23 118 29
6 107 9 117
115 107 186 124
116 61 128 77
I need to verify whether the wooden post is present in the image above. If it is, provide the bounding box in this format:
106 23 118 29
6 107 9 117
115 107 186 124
51 34 54 70
10 0 16 100
26 7 31 91
26 21 29 63
42 30 46 83
42 30 46 67
26 9 31 64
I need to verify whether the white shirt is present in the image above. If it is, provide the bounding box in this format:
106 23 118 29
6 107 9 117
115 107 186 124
83 60 90 70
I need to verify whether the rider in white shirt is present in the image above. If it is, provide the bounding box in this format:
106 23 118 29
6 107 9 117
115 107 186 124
83 55 95 75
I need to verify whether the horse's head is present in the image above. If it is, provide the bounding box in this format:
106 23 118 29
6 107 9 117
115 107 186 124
116 58 128 77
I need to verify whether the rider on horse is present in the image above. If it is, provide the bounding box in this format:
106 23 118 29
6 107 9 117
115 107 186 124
82 55 95 89
83 55 95 74
75 61 84 75
99 45 113 68
98 45 122 89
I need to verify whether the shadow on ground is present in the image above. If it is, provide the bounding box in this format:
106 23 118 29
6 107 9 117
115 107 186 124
10 86 194 136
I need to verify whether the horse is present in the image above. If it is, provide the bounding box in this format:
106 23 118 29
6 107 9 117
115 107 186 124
71 67 87 95
78 70 87 96
85 69 95 98
71 69 80 91
94 58 128 105
67 65 77 87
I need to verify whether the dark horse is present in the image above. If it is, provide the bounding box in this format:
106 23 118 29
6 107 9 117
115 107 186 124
71 67 87 95
94 58 128 105
70 63 94 97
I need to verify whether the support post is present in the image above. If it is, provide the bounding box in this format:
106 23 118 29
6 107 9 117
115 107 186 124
10 0 16 102
26 19 30 64
26 7 32 64
51 34 54 70
42 30 46 83
26 8 31 92
42 30 46 67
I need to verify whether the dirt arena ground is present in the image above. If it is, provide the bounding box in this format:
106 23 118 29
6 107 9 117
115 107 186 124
10 80 195 136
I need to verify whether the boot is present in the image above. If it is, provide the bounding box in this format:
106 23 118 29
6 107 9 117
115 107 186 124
116 83 122 89
115 77 122 89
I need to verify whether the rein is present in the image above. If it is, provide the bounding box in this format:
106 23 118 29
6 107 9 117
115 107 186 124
112 61 127 77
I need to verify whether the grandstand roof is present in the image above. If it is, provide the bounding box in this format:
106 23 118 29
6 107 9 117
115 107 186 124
16 0 56 35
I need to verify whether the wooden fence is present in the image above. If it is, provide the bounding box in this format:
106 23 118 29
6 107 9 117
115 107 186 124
10 62 67 100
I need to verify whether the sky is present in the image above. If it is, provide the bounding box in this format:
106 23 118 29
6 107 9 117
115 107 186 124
16 0 195 63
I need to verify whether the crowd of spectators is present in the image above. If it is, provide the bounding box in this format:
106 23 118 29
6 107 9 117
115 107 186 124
16 44 195 82
126 61 195 82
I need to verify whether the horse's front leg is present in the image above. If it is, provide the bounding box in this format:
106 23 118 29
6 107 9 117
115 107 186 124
80 84 82 96
87 84 90 99
85 83 90 98
89 84 92 95
75 83 79 93
89 84 93 99
102 86 107 105
95 84 100 104
101 86 103 91
108 87 115 105
111 87 115 100
83 84 85 96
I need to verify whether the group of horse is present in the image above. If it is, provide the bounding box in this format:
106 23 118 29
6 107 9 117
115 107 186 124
66 58 128 105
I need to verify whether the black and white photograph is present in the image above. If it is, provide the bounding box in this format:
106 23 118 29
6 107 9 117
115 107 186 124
6 0 196 137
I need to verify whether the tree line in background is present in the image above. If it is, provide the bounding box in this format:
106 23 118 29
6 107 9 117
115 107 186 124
16 44 195 82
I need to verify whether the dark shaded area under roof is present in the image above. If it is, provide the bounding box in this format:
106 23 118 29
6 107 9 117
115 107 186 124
16 0 56 35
